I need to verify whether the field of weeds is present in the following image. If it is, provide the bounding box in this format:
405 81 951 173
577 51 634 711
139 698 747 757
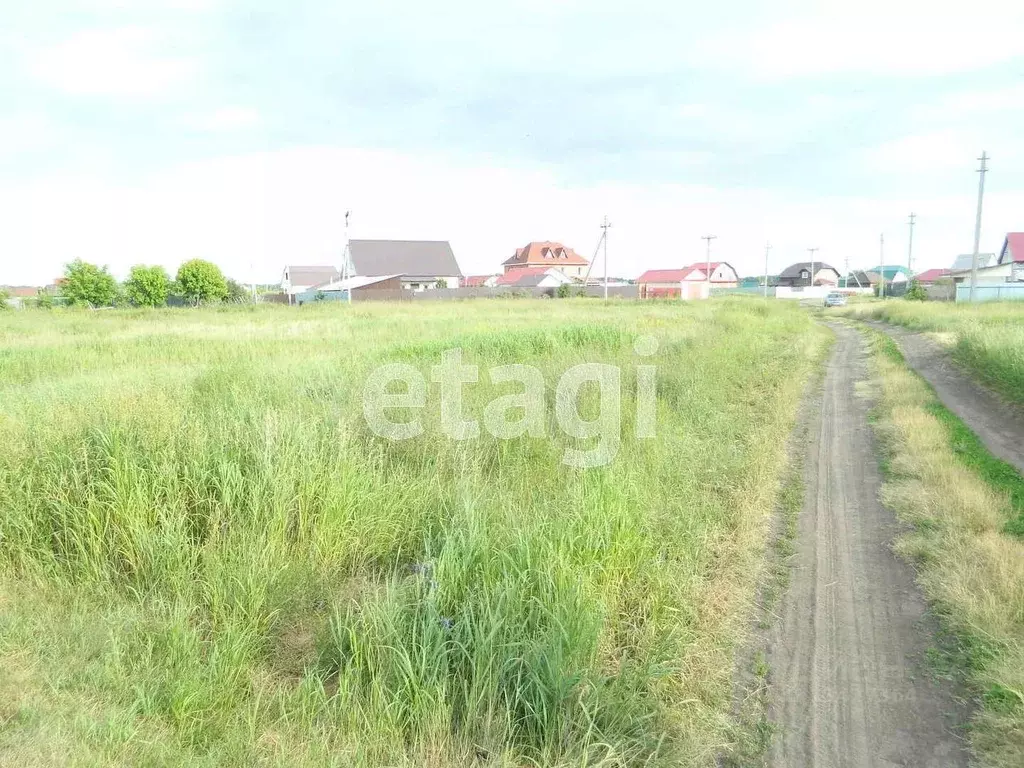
0 299 828 766
840 300 1024 404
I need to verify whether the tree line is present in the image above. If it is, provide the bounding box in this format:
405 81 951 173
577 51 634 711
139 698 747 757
38 259 251 308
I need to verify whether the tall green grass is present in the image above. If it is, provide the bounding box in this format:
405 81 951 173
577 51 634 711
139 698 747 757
0 299 828 766
840 300 1024 405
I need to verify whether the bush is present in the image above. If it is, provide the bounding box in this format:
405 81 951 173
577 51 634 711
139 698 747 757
436 278 448 289
60 260 119 307
905 279 928 301
175 260 228 306
124 265 172 307
0 288 10 310
556 283 572 298
224 279 251 304
36 290 54 310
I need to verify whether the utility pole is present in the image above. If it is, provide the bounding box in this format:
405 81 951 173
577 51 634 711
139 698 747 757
969 152 989 302
763 242 772 299
601 215 612 300
702 235 717 295
907 212 916 276
879 234 885 299
807 247 819 289
342 210 352 303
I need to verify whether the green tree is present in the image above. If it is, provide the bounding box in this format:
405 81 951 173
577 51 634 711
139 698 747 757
124 265 171 307
436 278 448 289
556 283 572 298
175 259 228 306
224 278 251 303
60 259 119 307
0 288 10 310
36 289 54 309
905 279 928 301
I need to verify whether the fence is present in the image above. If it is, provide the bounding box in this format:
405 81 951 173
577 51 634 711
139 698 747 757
956 283 1024 303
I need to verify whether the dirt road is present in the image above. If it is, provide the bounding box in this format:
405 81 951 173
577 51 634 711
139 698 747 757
872 322 1024 474
767 324 970 768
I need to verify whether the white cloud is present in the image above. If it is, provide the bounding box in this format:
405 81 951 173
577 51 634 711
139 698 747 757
698 2 1024 79
27 26 198 97
184 106 261 132
0 114 58 158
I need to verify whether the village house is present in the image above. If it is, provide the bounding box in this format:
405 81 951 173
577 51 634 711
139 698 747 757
462 275 500 288
681 261 739 287
776 262 841 287
503 241 589 279
636 268 710 299
494 267 575 288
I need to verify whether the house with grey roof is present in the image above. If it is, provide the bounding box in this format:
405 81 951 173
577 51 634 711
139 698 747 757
776 261 841 287
346 239 463 291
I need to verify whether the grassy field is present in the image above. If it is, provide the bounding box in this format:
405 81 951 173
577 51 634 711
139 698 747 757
0 299 828 766
861 327 1024 767
840 300 1024 405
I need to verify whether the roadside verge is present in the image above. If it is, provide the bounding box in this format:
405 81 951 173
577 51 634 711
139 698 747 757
856 322 1024 768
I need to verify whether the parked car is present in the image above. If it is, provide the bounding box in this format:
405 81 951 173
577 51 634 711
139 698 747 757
823 292 847 307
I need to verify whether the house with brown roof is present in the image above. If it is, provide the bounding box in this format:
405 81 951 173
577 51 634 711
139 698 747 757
503 241 589 279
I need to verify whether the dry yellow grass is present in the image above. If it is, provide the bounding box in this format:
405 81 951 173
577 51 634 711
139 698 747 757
866 329 1024 767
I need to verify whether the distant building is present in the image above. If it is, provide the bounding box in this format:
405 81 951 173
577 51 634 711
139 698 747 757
996 233 1024 267
295 275 403 304
503 242 589 278
951 253 997 271
869 265 911 283
913 268 952 284
838 270 882 288
494 267 575 288
281 266 340 296
463 275 500 288
348 240 462 291
636 268 710 299
681 261 739 287
776 262 841 287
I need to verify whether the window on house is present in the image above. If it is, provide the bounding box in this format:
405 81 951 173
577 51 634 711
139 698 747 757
800 270 809 279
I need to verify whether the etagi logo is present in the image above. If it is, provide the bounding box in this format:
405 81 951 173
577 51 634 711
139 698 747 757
362 335 659 468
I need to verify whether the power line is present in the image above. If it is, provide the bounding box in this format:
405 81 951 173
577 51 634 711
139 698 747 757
969 152 989 302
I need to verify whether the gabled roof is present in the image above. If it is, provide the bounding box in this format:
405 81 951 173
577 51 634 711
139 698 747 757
1 285 42 298
868 265 910 280
951 253 997 271
637 268 702 283
284 266 341 286
998 233 1024 264
914 268 952 283
681 261 737 280
503 241 589 267
778 262 839 278
495 267 572 286
462 275 498 287
349 240 463 278
839 270 881 287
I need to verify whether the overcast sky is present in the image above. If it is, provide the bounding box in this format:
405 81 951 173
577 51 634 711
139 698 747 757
3 0 1023 284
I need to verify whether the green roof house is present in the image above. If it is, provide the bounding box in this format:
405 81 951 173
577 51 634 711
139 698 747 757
868 265 910 282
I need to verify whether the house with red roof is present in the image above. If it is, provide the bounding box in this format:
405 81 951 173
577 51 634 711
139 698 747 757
636 268 710 299
502 241 590 279
462 275 499 288
913 268 952 284
997 233 1024 268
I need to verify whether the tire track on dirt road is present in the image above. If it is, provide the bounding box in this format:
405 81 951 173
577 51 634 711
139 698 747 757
766 323 971 768
869 321 1024 474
